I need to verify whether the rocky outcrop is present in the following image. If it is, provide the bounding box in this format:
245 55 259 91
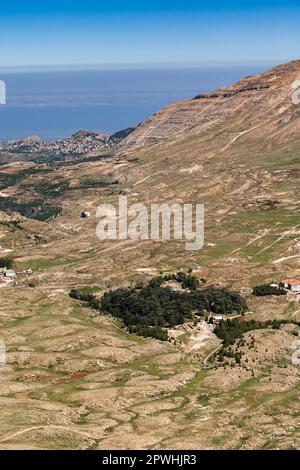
194 83 270 99
9 135 43 147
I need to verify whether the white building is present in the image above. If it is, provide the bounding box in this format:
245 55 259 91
212 315 223 323
4 269 16 278
280 279 300 293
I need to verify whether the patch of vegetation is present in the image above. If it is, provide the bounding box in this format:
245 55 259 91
0 197 61 221
253 284 286 296
149 272 200 290
21 178 72 198
18 256 74 272
76 176 119 190
33 151 114 165
69 287 100 302
70 275 247 341
218 347 244 364
0 167 50 190
0 258 14 269
0 257 14 269
0 197 62 222
101 283 246 331
215 318 300 347
240 209 300 229
127 324 169 341
0 220 26 232
21 176 119 198
197 393 210 406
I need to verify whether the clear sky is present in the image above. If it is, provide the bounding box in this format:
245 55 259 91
0 1 299 68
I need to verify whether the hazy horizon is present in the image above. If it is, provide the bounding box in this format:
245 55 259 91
0 63 278 141
0 59 288 72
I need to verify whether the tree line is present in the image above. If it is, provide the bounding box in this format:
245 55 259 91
252 284 286 296
214 318 300 347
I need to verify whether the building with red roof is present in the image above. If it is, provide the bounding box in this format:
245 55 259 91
280 279 300 293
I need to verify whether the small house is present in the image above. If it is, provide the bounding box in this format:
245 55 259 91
4 269 16 278
212 315 223 324
280 279 300 293
81 211 91 218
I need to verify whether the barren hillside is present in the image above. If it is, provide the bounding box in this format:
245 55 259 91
0 61 300 449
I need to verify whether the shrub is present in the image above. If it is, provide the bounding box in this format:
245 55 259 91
69 287 97 303
214 318 300 347
0 257 14 269
128 325 169 341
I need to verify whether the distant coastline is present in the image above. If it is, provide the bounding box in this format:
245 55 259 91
0 60 280 73
0 63 277 140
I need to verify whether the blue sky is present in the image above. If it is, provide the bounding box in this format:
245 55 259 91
0 1 299 67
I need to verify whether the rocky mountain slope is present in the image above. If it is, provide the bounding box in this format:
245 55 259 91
0 61 300 450
99 60 300 284
122 60 300 149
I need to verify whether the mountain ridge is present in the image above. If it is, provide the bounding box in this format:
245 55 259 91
121 59 300 150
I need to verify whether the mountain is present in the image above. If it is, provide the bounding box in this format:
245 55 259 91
122 60 300 149
1 61 300 450
8 135 43 147
72 129 108 140
109 126 136 141
99 60 300 285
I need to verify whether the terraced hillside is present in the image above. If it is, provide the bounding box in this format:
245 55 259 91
0 61 300 449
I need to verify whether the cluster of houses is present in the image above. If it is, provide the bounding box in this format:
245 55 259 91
0 133 119 157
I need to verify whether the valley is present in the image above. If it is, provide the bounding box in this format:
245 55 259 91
0 61 300 449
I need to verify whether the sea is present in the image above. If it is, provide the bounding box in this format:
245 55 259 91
0 63 276 141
